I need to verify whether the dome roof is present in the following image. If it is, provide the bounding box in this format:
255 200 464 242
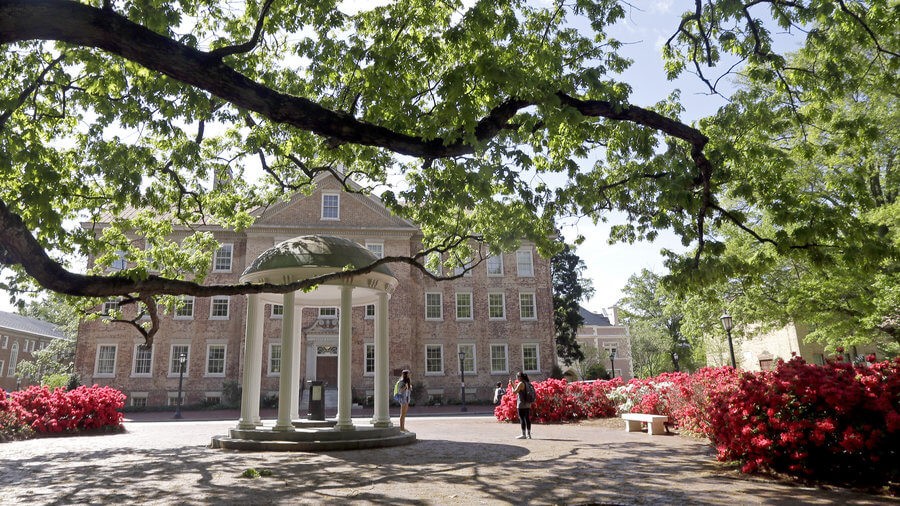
242 235 393 278
240 235 398 306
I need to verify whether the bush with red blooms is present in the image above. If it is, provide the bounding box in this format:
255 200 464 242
1 385 125 437
707 356 899 488
0 389 35 441
494 377 622 423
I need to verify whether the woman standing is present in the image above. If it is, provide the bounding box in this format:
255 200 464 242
509 372 533 439
395 369 412 431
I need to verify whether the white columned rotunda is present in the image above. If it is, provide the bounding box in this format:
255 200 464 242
213 235 414 451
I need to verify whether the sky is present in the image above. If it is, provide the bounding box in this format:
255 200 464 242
0 1 730 316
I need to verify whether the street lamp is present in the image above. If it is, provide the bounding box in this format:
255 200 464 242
173 352 187 419
720 312 736 368
609 349 616 378
458 350 467 412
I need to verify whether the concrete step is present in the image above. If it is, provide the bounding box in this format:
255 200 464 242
210 431 416 451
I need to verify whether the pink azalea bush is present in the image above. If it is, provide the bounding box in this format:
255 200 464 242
494 357 899 489
1 385 125 438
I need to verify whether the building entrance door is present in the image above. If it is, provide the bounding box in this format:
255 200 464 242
316 356 338 387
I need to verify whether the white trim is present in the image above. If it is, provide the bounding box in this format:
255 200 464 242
458 343 476 374
490 343 509 374
168 343 190 377
364 342 376 376
486 254 504 276
270 303 284 319
268 342 282 376
205 343 227 377
212 243 234 273
173 295 195 320
365 241 384 259
519 292 537 320
1 335 6 349
209 295 230 320
321 192 340 220
94 343 117 378
129 392 149 407
0 359 4 377
516 248 534 277
488 292 506 320
455 292 473 320
131 344 153 377
522 343 541 373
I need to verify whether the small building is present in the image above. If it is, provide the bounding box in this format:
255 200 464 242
566 306 634 381
706 322 879 371
0 310 67 390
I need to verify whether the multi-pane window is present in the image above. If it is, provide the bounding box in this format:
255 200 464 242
130 395 148 408
213 243 233 272
365 304 376 319
516 249 534 277
488 293 506 319
453 257 473 277
519 293 536 320
364 343 375 374
102 301 119 316
366 242 384 259
96 345 116 375
271 304 284 318
174 296 194 319
0 360 4 377
458 344 476 374
6 343 17 377
486 254 504 276
210 296 230 319
319 307 337 318
169 345 189 375
425 345 443 374
133 345 152 375
425 292 443 320
269 344 282 374
522 344 540 372
602 343 618 358
207 345 226 375
490 344 508 373
455 292 473 319
1 335 6 349
322 193 340 219
111 250 127 270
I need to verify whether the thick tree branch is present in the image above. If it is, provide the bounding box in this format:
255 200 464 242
208 0 276 61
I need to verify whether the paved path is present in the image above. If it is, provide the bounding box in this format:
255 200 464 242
0 414 894 505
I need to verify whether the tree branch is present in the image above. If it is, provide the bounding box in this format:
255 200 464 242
208 0 276 61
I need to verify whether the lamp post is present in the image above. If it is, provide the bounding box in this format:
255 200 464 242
720 313 736 368
609 349 616 379
458 350 467 412
173 352 187 419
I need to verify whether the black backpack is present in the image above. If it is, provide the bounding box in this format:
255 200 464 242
524 382 536 403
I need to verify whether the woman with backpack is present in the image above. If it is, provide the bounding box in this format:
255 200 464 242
394 369 412 431
508 371 534 439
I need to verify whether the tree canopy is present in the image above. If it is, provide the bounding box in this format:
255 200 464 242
0 0 896 344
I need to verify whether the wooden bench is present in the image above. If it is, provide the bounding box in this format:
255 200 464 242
621 413 668 435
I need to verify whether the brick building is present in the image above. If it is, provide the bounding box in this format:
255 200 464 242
74 174 556 407
0 311 68 390
565 306 634 381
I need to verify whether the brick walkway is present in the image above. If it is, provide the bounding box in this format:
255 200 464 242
0 410 892 505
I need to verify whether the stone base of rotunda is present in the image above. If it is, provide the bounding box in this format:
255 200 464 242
209 419 416 451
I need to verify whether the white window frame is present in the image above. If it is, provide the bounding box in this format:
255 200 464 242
209 296 230 320
268 343 282 376
213 243 233 272
425 344 444 375
365 241 384 259
1 335 6 349
522 343 540 373
174 295 195 320
205 343 227 377
129 393 148 407
519 292 537 320
364 304 376 319
455 292 473 320
486 254 504 276
602 342 619 358
0 359 4 377
516 249 534 277
6 342 17 377
321 193 340 220
319 307 338 318
490 344 509 374
425 292 443 320
271 304 284 319
102 300 120 316
458 344 476 374
169 344 190 376
488 293 506 320
132 344 153 377
364 343 375 375
94 344 117 377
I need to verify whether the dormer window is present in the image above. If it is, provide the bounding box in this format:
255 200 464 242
321 193 340 220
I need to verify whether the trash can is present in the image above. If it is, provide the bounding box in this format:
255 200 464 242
307 380 325 420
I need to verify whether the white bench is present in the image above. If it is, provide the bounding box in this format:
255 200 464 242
621 413 668 436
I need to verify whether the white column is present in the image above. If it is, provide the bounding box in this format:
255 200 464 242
371 292 392 427
290 305 302 420
335 284 355 430
273 291 296 431
238 294 262 429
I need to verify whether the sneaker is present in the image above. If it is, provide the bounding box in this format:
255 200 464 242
516 435 527 439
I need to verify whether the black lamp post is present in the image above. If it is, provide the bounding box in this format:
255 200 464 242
173 352 187 419
609 349 616 378
458 350 467 412
720 313 736 368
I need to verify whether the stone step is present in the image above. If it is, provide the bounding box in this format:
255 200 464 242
210 431 416 452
